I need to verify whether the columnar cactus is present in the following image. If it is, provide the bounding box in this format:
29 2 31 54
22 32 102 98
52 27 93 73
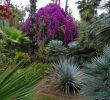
28 0 37 60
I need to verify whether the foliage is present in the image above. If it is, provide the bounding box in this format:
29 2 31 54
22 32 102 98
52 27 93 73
68 13 110 65
14 52 31 67
0 61 51 100
2 27 29 43
68 41 79 49
46 40 67 57
0 62 36 100
81 45 110 100
85 13 110 51
36 41 48 62
25 3 79 45
29 63 52 78
76 0 101 21
100 0 110 13
50 57 87 95
9 5 26 27
0 40 11 68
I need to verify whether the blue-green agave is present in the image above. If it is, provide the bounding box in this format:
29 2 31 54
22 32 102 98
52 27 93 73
81 45 110 100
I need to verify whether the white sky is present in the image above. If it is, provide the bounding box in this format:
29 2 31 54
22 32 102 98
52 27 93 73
11 0 108 21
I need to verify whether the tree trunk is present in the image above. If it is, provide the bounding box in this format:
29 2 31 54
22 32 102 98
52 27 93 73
65 0 68 12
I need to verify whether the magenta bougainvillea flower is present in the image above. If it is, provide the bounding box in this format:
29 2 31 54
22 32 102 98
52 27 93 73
25 3 79 44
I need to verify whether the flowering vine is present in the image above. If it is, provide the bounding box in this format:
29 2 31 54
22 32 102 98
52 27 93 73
25 3 79 45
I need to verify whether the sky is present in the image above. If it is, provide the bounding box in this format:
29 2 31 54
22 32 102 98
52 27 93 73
11 0 108 21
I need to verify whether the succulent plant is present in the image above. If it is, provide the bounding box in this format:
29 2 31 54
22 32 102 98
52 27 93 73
46 40 67 57
51 57 87 95
81 45 110 100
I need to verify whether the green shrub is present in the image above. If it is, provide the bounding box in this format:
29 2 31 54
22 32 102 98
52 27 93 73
0 40 11 68
25 63 52 81
37 41 49 62
14 52 31 67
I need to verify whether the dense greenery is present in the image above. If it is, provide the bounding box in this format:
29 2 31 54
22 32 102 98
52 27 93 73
0 0 110 99
0 62 51 100
81 45 110 100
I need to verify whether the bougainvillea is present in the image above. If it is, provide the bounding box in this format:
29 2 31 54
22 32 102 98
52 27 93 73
0 0 11 19
25 3 79 44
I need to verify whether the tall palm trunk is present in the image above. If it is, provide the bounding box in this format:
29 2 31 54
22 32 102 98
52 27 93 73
52 0 61 5
29 0 37 61
65 0 68 12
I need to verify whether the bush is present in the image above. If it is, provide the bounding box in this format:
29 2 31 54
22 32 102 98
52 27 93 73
0 40 11 68
25 3 79 45
14 52 31 67
36 41 49 62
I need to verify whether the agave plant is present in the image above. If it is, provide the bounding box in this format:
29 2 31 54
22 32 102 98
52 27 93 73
46 40 67 57
51 57 87 95
2 27 29 43
81 45 110 99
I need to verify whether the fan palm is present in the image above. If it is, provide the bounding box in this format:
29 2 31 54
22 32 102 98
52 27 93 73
100 0 110 13
76 0 101 22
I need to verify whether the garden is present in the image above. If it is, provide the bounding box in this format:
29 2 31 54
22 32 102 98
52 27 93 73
0 0 110 100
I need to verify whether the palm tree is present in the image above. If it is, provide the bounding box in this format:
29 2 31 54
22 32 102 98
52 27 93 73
76 0 101 22
51 0 61 5
65 0 69 12
101 0 110 13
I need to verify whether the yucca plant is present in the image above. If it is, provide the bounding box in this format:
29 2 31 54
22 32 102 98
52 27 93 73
2 27 29 43
0 61 48 100
50 57 87 95
81 45 110 100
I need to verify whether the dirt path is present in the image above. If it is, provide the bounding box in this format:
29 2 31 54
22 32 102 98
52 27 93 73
34 77 88 100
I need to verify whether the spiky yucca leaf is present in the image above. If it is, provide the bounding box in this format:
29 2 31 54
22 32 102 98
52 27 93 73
0 62 49 100
51 57 87 95
81 45 110 100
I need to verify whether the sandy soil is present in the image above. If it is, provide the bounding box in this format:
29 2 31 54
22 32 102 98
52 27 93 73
34 76 88 100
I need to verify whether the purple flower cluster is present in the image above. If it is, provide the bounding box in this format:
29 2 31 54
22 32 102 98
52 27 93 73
25 3 79 44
